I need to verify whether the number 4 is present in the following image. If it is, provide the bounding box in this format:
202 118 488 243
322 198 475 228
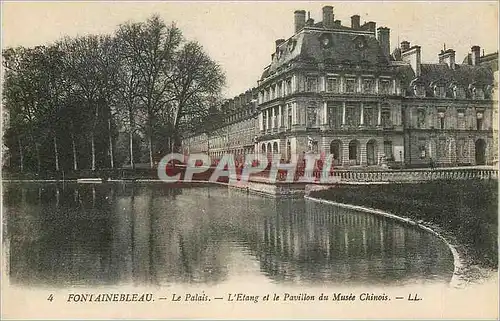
47 294 54 302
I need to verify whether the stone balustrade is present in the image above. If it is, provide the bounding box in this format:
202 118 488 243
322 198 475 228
252 167 498 184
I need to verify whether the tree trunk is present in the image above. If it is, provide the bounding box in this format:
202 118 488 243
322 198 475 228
148 131 154 169
53 134 60 172
35 143 41 174
71 132 78 171
129 130 134 169
18 137 24 172
29 130 41 173
91 104 99 171
128 105 135 169
108 117 114 169
91 132 96 171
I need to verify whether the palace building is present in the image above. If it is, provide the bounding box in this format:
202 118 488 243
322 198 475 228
182 6 497 167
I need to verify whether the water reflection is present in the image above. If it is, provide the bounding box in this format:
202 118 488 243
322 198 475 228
3 183 454 288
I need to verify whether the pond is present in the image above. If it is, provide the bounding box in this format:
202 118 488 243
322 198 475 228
2 183 454 288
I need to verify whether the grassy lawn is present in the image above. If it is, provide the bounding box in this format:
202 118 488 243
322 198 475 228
310 180 498 270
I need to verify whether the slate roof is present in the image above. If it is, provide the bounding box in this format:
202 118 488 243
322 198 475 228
261 29 388 80
399 62 495 97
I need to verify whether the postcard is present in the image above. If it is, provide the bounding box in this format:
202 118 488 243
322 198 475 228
1 1 498 319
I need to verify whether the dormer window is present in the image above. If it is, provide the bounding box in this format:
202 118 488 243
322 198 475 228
277 49 283 60
469 84 485 100
414 84 425 97
452 85 466 99
484 85 493 99
433 85 446 98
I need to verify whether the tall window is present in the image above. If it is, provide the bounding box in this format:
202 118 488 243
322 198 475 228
327 78 339 93
457 110 465 129
364 107 373 126
346 105 359 126
307 103 318 128
437 138 447 158
438 111 445 129
384 141 393 159
417 109 426 128
476 112 484 130
380 80 391 94
328 103 341 129
381 108 392 127
287 105 292 130
345 78 356 93
306 77 318 92
286 78 292 95
273 107 279 128
457 138 467 161
363 79 374 94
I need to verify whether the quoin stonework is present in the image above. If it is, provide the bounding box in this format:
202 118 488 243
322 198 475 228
181 6 498 167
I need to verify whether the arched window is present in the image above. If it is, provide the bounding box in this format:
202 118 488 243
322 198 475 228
348 140 360 165
273 142 279 154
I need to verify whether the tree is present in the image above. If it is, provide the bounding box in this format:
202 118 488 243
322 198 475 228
3 14 227 174
60 35 119 171
116 15 183 168
167 41 226 151
3 46 50 173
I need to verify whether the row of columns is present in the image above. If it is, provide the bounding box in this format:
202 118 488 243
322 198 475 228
260 101 386 130
338 102 383 126
261 105 286 130
260 75 396 104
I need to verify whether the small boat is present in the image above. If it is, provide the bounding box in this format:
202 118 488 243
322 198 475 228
77 178 104 184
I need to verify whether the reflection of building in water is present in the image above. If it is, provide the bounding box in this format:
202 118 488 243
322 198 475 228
253 199 453 284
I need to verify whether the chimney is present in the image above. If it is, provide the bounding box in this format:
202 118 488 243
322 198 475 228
334 19 341 26
471 45 481 66
377 27 390 58
438 49 456 69
322 6 334 29
401 45 421 76
365 21 376 32
294 10 306 33
275 39 285 47
351 15 360 29
401 41 410 52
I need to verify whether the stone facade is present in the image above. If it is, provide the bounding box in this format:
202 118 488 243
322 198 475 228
182 6 497 167
182 89 259 161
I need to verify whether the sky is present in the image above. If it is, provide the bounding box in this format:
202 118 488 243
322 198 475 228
2 1 498 98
